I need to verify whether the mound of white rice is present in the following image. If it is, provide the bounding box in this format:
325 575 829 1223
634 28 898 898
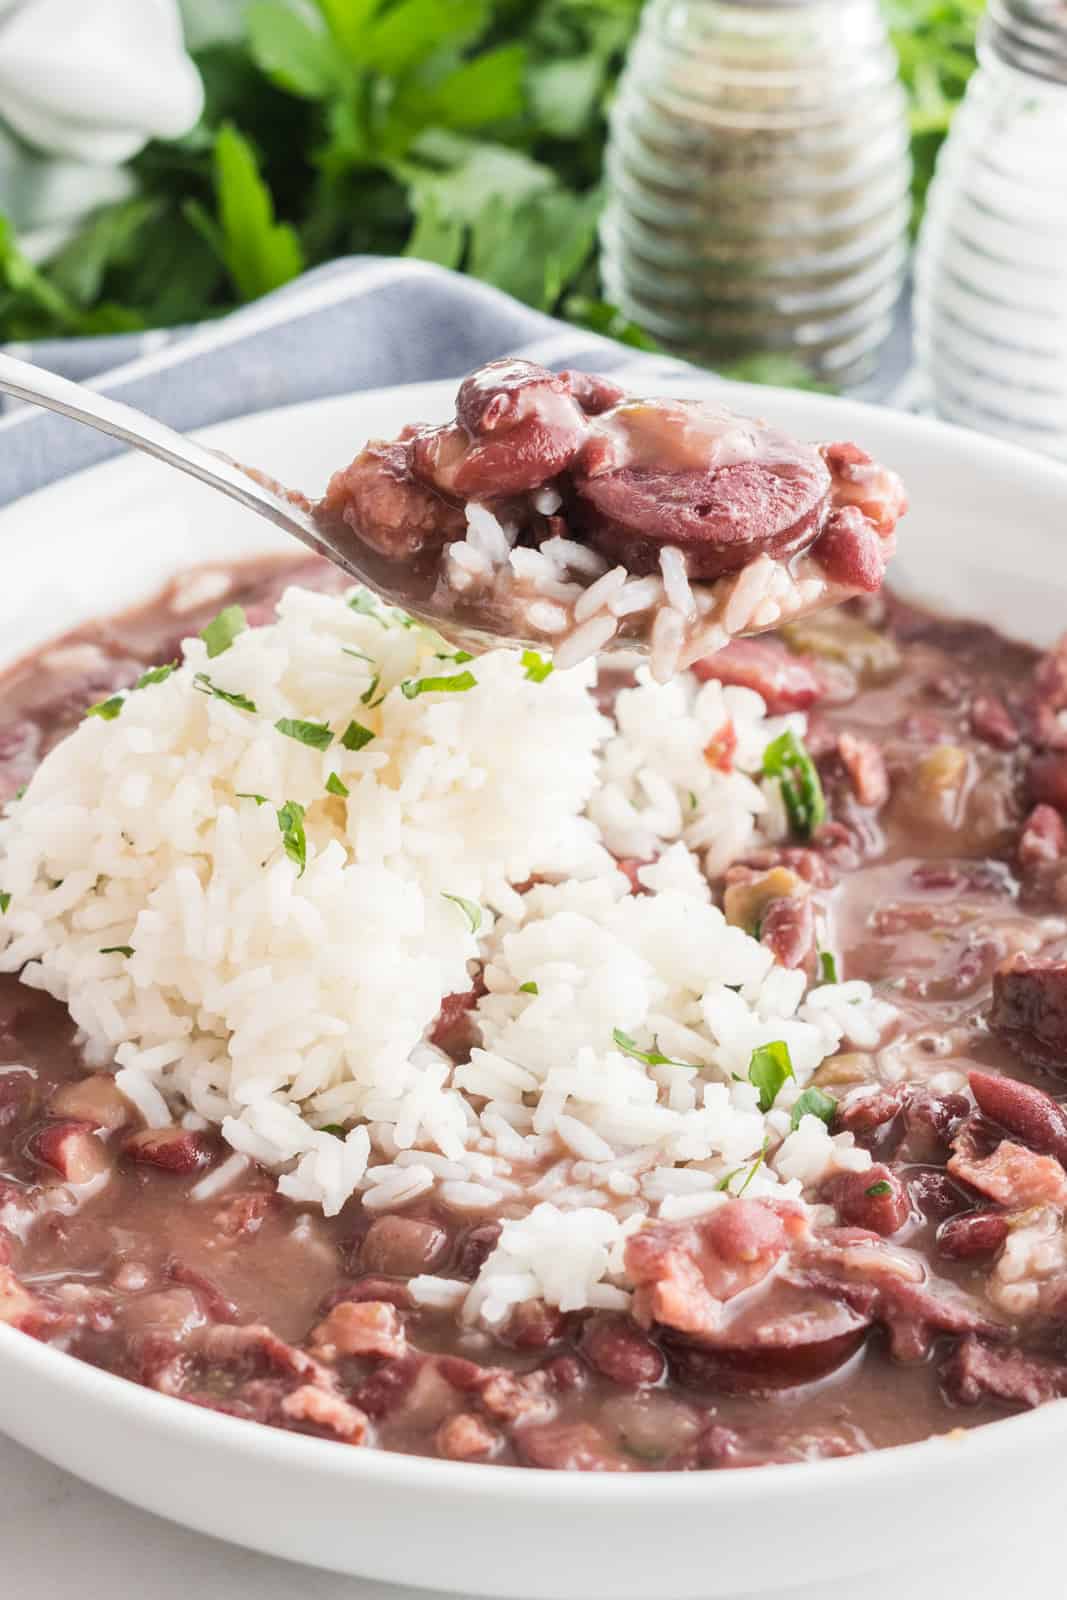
0 582 897 1318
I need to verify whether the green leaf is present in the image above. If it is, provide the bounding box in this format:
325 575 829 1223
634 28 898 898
200 604 248 659
818 950 839 985
277 799 308 876
247 1 344 99
348 590 388 625
325 771 350 797
275 717 335 750
469 186 598 312
866 1180 893 1198
521 650 553 683
192 672 257 713
320 1122 347 1138
0 892 10 914
363 0 489 76
340 719 375 751
762 730 826 840
135 662 178 689
400 670 477 699
100 945 134 957
212 124 305 302
46 197 162 308
441 892 482 934
519 981 539 995
236 792 269 806
414 45 527 132
717 1139 770 1195
312 0 382 61
612 1029 691 1070
405 187 466 269
85 695 124 722
790 1086 838 1132
528 55 604 139
748 1040 795 1113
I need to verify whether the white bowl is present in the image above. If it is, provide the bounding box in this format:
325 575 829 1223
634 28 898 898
0 379 1065 1598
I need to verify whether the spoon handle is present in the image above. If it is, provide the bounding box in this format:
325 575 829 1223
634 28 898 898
0 351 355 572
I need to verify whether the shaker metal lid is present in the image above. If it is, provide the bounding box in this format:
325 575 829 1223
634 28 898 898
984 0 1067 84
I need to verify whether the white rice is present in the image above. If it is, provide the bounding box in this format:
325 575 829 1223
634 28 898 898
0 580 899 1320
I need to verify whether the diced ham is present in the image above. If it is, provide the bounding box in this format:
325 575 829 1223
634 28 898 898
989 955 1067 1071
837 732 890 808
692 639 824 714
435 1411 499 1461
1018 804 1067 872
625 1200 804 1337
697 1420 871 1469
310 1299 407 1361
948 1138 1067 1211
280 1383 370 1443
942 1336 1067 1409
477 1369 556 1427
822 1164 909 1236
0 1265 41 1330
517 1422 633 1472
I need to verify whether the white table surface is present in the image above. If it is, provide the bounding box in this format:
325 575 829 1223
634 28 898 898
0 1427 1037 1600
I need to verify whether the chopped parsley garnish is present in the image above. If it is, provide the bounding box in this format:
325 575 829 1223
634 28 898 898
13 786 25 801
347 591 387 626
276 800 307 876
360 673 383 707
192 673 257 713
321 1124 346 1138
325 772 350 798
790 1086 838 1131
747 1040 795 1112
340 720 375 752
441 892 482 934
341 646 374 663
0 892 10 914
519 981 539 995
612 1029 692 1070
100 945 134 957
437 649 474 664
400 670 477 699
85 694 125 721
275 717 334 750
865 1180 893 1198
718 1140 771 1195
235 792 269 806
688 790 698 810
200 604 247 659
818 950 839 985
135 662 178 689
521 649 554 683
762 729 826 840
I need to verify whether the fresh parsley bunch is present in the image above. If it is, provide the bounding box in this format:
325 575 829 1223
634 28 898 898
0 0 985 358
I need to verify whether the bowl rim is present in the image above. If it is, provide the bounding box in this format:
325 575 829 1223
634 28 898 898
3 374 1067 1506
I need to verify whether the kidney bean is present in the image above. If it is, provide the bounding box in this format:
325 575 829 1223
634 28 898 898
936 1211 1010 1262
28 1119 111 1184
581 1314 666 1387
360 1216 448 1277
123 1126 214 1176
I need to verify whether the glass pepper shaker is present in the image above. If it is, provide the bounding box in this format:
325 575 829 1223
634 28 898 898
600 0 912 387
914 1 1067 458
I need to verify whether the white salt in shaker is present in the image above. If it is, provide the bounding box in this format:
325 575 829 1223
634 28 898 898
914 1 1067 457
601 0 911 386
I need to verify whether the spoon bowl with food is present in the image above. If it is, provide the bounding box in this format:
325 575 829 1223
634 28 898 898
0 354 906 679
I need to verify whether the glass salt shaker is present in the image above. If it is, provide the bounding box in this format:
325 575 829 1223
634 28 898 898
600 0 912 387
914 1 1067 458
